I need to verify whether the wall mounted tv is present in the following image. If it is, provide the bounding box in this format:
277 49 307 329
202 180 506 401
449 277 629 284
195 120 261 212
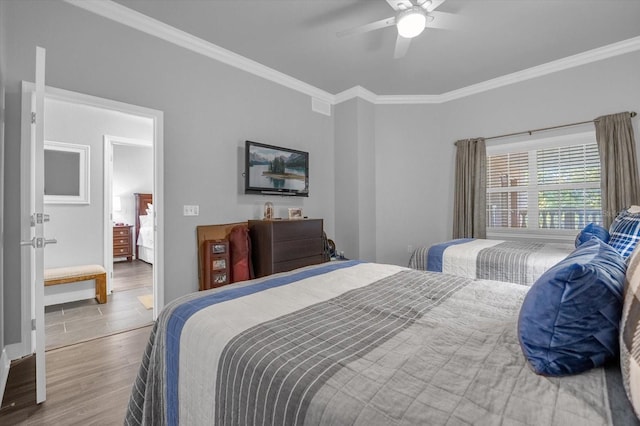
245 140 309 197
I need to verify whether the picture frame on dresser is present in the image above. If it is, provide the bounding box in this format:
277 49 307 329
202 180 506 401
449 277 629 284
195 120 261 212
288 208 303 220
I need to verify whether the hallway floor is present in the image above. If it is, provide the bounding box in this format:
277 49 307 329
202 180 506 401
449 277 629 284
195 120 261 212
45 260 153 350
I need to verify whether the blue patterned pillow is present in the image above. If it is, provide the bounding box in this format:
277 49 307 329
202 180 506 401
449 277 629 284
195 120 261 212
609 210 640 258
518 238 626 376
575 223 610 248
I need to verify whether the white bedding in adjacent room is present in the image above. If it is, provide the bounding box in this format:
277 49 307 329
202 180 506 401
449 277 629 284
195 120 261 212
137 214 154 264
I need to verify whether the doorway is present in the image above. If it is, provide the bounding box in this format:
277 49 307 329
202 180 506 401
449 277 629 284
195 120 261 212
20 84 164 357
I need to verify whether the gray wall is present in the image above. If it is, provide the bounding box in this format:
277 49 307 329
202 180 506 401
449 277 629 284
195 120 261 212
371 51 640 267
3 0 335 345
334 98 376 261
440 51 640 238
113 144 153 228
0 0 7 356
374 103 445 266
356 99 376 262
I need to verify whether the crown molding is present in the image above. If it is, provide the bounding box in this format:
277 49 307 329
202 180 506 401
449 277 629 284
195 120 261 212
64 1 640 107
433 35 640 104
334 86 377 105
63 0 335 104
366 35 640 105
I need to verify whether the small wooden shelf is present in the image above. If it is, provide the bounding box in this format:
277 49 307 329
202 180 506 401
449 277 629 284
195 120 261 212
202 239 230 290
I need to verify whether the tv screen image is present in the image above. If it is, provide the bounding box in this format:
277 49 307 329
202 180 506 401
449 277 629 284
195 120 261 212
245 141 309 196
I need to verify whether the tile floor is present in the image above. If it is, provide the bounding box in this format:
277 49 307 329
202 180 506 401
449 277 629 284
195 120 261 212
45 261 154 350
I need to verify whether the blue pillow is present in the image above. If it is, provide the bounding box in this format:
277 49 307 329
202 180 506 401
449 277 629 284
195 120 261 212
609 209 640 258
518 238 626 376
574 223 610 248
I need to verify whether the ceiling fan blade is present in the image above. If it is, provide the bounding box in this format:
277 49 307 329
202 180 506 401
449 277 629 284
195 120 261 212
423 0 446 12
425 11 465 30
394 35 412 59
385 0 413 11
337 16 396 38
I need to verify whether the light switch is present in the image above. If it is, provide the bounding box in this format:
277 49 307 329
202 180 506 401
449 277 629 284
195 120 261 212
183 205 199 216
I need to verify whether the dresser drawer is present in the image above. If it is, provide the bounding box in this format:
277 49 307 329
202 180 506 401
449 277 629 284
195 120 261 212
272 220 322 242
273 255 325 274
113 245 131 256
273 238 322 262
114 227 130 237
113 236 130 246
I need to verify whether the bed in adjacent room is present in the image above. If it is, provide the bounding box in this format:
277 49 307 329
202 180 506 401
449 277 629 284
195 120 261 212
134 192 154 264
408 238 574 285
125 242 640 425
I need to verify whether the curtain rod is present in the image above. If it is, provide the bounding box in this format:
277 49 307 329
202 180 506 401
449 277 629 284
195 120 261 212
468 111 637 143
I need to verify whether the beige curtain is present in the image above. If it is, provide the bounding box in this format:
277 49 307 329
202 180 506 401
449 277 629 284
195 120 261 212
595 112 640 228
453 138 486 239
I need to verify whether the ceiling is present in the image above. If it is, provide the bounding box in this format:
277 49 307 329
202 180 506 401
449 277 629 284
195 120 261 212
112 0 640 96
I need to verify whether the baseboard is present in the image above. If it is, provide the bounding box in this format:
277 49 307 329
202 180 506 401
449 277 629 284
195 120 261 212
0 348 10 405
5 342 28 361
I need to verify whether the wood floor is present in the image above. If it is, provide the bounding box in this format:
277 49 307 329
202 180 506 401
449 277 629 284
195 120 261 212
0 326 152 425
113 260 153 292
45 260 153 350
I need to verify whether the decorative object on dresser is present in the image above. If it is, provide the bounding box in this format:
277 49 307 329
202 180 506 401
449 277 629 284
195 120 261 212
113 224 133 262
202 240 230 290
263 202 273 219
134 192 154 264
288 207 302 219
248 218 326 278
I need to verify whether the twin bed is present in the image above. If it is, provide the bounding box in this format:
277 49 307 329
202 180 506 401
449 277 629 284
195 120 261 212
408 238 574 286
134 192 154 264
126 253 639 424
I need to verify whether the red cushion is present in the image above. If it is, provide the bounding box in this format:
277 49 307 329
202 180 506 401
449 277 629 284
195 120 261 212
229 225 253 282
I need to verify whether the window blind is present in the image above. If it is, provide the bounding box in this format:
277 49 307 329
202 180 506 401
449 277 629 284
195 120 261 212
486 132 601 232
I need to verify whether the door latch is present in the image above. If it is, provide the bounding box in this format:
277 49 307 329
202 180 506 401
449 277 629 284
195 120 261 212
20 237 57 248
30 213 50 226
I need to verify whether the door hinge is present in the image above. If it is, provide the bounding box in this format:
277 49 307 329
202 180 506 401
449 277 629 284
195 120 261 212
31 112 36 124
31 318 36 331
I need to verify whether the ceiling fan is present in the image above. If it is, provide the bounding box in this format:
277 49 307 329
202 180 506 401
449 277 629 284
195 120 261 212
337 0 452 59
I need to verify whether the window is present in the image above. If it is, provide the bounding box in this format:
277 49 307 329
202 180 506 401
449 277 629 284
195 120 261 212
486 132 601 233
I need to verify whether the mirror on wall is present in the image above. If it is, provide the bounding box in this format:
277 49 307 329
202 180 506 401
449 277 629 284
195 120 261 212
44 141 90 204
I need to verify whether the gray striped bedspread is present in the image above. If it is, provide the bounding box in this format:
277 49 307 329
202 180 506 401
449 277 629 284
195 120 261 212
408 239 574 285
125 261 636 425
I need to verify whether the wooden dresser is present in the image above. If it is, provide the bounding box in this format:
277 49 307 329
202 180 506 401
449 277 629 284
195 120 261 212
249 219 325 278
113 225 133 262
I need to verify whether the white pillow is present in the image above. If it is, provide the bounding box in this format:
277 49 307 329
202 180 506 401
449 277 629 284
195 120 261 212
139 215 152 228
628 205 640 214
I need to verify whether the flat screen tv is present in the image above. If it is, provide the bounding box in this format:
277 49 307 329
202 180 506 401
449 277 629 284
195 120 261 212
245 140 309 197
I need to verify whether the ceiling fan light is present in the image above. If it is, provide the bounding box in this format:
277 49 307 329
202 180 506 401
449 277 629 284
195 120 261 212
396 7 427 38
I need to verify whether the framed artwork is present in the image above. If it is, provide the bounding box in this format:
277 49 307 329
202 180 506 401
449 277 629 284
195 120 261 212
212 243 227 254
213 272 227 284
288 208 303 220
212 259 226 270
44 141 90 204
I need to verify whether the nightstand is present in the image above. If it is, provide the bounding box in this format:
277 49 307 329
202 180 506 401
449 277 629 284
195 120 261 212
113 225 133 262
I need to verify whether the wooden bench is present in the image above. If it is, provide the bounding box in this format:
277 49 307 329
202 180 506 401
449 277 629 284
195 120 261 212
44 265 107 304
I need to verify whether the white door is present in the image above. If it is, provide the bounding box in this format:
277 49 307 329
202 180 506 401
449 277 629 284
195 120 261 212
20 46 51 403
